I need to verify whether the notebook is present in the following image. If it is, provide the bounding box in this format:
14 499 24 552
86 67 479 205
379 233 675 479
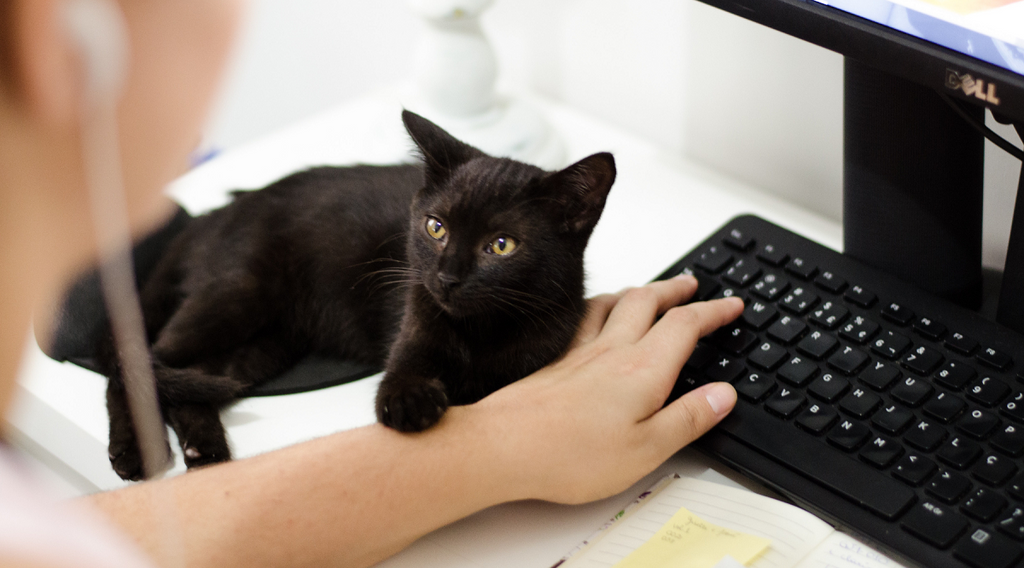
554 475 908 568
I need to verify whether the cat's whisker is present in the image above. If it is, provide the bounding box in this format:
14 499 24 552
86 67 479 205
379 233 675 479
488 293 550 332
491 286 573 320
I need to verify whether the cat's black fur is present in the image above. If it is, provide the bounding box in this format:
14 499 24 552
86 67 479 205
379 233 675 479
99 111 616 480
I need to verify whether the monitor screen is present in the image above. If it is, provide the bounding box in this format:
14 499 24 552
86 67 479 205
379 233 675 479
816 0 1024 76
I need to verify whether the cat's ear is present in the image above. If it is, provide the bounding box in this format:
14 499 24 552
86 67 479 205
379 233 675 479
543 152 616 234
402 110 483 186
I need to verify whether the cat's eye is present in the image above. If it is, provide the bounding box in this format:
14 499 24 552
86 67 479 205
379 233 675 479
487 237 517 256
425 217 447 240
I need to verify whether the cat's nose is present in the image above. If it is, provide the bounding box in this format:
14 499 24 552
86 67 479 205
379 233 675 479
437 272 460 291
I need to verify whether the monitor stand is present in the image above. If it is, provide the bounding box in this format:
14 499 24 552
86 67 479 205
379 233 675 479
996 127 1024 332
842 58 985 311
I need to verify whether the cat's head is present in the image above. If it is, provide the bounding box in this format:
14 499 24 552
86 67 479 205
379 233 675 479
401 110 615 319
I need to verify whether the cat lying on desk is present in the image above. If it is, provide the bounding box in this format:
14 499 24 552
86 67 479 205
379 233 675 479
98 111 617 480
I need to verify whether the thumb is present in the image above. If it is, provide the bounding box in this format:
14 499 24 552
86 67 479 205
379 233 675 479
647 382 737 453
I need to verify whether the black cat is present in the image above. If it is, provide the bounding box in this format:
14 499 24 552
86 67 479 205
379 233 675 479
99 111 616 480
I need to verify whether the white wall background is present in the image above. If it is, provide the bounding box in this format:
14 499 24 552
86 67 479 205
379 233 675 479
204 0 1022 270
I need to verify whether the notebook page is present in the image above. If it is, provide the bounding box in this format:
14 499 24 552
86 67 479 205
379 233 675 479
563 477 834 568
792 532 909 568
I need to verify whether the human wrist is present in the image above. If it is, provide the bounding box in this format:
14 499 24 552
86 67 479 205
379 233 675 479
440 401 535 505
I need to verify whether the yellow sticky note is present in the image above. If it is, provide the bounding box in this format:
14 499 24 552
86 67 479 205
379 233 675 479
612 506 771 568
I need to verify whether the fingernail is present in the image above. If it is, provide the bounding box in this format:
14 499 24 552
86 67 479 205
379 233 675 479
704 382 737 416
673 273 697 283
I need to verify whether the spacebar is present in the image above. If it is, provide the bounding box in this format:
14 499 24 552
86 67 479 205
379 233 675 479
716 404 916 520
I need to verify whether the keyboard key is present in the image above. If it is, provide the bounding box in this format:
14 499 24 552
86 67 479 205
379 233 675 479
913 316 947 340
871 330 912 360
882 302 915 326
796 403 838 434
843 285 877 308
893 453 937 486
891 376 934 407
733 372 776 402
924 392 967 424
814 271 847 294
766 315 807 345
992 424 1024 458
1002 391 1024 423
717 404 915 520
723 259 761 287
694 275 720 301
777 356 818 387
755 243 789 266
710 286 742 301
765 387 806 418
979 347 1013 371
839 388 881 419
779 286 818 315
860 360 901 391
906 420 948 451
839 315 879 344
713 325 758 355
685 343 715 371
828 346 869 375
785 257 817 280
859 434 902 468
927 470 973 504
723 228 754 251
808 301 849 330
974 454 1017 487
938 437 983 469
957 409 1000 440
947 332 980 356
741 301 778 331
936 360 978 391
953 528 1022 568
872 404 914 434
670 371 708 402
967 377 1012 407
695 246 733 274
797 330 838 360
748 341 787 371
901 344 944 375
706 356 747 383
961 488 1008 522
1009 473 1024 501
828 419 871 451
808 373 850 403
998 506 1024 541
750 274 790 302
902 501 969 548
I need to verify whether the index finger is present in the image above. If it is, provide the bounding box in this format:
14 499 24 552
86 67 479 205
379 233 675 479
598 275 699 345
637 297 745 378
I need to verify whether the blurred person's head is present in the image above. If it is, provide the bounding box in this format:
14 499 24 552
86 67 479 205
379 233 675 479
0 0 244 410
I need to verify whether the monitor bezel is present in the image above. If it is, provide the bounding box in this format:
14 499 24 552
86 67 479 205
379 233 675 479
694 0 1024 124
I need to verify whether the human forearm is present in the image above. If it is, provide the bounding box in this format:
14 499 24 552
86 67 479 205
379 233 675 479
87 278 742 568
89 408 513 568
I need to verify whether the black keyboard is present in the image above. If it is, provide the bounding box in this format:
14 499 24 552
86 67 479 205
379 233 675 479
659 215 1024 568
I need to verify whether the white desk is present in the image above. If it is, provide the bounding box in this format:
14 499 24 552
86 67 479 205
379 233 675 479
8 90 848 567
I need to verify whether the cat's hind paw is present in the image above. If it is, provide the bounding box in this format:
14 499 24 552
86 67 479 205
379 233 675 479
377 378 449 432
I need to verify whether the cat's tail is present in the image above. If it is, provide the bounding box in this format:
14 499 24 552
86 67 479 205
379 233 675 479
153 365 245 405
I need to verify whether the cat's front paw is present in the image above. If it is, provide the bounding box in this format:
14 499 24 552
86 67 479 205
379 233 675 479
108 440 172 481
181 438 231 469
376 378 449 432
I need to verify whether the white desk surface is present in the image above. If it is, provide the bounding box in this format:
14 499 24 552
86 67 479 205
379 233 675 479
8 90 849 567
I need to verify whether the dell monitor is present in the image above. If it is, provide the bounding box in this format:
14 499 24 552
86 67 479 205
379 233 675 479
694 0 1024 326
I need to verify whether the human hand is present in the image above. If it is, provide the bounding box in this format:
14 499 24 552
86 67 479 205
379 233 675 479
471 274 744 504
